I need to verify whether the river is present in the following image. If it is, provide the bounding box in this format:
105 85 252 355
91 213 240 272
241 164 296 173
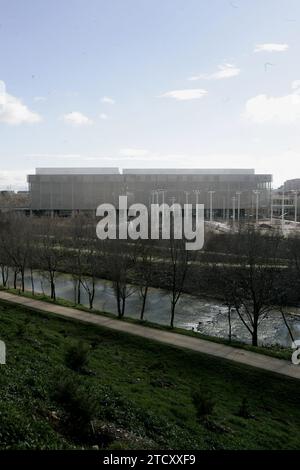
3 269 300 348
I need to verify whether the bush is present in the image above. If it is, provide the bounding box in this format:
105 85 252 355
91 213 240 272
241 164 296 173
52 375 98 440
192 391 215 420
237 398 252 419
64 340 90 372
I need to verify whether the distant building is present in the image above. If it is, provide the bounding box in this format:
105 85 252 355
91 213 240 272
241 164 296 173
272 179 300 221
283 179 300 192
27 167 272 219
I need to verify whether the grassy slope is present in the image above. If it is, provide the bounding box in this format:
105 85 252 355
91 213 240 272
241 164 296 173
1 287 292 361
0 301 299 450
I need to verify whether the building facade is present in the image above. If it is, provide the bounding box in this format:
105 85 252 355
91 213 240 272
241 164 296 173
27 168 272 219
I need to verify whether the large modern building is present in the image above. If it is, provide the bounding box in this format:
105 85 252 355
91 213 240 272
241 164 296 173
27 167 272 219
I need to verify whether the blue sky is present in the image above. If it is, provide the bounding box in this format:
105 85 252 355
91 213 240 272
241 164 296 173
0 0 300 189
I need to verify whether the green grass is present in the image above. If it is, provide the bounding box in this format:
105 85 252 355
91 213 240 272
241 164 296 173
0 300 300 450
0 286 292 361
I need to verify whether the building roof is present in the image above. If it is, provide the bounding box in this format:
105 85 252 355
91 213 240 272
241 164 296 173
35 167 120 175
123 169 255 175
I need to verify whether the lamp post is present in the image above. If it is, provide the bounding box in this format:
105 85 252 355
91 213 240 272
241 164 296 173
282 191 285 231
157 188 166 225
151 190 156 205
184 191 190 205
270 194 273 224
222 197 226 220
208 190 215 222
291 190 298 223
193 189 201 206
232 196 236 224
236 191 241 222
253 190 260 224
193 190 201 226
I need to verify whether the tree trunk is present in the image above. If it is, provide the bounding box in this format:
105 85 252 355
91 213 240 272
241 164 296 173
121 297 126 318
228 307 232 343
30 268 35 295
170 302 175 328
116 284 122 318
77 279 81 304
140 286 148 320
21 269 25 292
90 280 95 309
50 277 56 301
252 324 258 346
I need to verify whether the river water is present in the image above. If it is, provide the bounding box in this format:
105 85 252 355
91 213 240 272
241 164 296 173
4 270 300 348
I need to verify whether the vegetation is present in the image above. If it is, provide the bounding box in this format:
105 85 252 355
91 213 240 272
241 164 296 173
0 301 300 449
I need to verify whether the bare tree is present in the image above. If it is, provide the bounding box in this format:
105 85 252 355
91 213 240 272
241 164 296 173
38 219 64 301
167 237 190 329
2 215 33 292
80 237 101 310
107 240 137 318
223 226 282 346
135 240 154 321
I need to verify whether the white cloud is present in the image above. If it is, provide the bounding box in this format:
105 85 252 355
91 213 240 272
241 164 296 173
99 113 108 120
120 148 150 158
254 43 289 53
244 82 300 124
159 89 208 101
62 111 93 126
0 80 42 125
101 96 115 104
189 63 240 81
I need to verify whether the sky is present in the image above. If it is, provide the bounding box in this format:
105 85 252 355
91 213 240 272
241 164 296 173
0 0 300 189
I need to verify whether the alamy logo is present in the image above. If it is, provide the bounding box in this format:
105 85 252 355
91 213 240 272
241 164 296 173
96 196 205 251
291 340 300 365
0 340 6 365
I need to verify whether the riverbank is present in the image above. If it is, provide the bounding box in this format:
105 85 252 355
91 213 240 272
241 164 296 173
0 289 298 378
1 268 297 348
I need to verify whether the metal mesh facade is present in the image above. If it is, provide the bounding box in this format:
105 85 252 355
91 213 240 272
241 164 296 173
27 168 272 216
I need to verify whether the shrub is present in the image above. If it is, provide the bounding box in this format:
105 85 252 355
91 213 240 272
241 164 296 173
52 375 98 440
192 391 215 420
64 340 90 372
237 398 252 419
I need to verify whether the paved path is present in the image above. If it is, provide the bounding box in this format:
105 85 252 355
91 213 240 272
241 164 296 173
0 290 299 380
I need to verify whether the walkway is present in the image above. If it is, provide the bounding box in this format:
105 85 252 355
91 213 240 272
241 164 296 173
0 290 299 380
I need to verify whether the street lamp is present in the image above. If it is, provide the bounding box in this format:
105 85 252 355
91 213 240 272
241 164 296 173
281 191 285 231
270 194 274 224
184 191 190 205
236 191 242 222
157 188 166 225
232 196 236 223
291 190 298 223
253 190 260 224
208 190 215 222
222 197 226 220
193 190 201 225
150 190 156 205
193 190 201 206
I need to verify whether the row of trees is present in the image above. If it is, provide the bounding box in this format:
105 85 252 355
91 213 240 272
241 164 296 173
0 214 300 346
0 215 190 328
